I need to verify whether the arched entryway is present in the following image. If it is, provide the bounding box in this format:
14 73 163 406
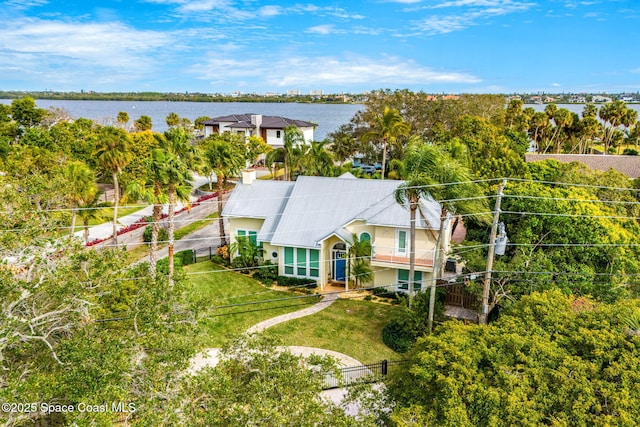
331 242 347 283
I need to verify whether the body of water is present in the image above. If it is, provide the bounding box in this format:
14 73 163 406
0 99 363 141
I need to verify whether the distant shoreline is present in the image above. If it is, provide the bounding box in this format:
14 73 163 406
0 91 361 104
1 91 637 105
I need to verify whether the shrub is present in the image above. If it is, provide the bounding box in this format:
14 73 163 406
143 225 167 243
373 286 399 299
382 319 417 353
217 245 230 261
253 261 278 282
381 290 446 353
175 249 195 266
276 276 317 288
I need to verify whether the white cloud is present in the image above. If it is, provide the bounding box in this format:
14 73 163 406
258 5 283 17
0 17 172 88
4 0 48 10
190 54 481 89
414 0 535 34
552 82 561 87
1 19 169 66
306 25 338 35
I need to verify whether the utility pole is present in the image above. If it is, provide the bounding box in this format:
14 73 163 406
479 179 507 325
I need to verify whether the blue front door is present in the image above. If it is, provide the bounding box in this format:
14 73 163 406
333 251 346 282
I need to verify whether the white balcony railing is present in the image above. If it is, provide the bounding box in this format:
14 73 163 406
370 244 435 268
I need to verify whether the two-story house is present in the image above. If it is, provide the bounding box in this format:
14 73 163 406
222 170 451 293
201 114 316 148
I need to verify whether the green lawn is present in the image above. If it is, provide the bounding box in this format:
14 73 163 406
185 262 318 348
263 298 404 364
183 262 404 362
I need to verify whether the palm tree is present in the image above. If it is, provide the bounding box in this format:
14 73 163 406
301 140 335 176
279 126 305 180
62 160 98 236
346 233 373 290
395 141 490 329
599 100 628 152
361 106 410 180
200 133 245 247
94 126 132 246
394 143 440 308
159 127 199 286
124 148 170 277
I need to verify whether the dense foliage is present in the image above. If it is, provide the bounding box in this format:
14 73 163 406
388 290 640 426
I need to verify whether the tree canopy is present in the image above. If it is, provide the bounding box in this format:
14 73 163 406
388 290 640 427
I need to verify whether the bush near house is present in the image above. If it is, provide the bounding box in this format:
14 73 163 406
382 290 445 353
276 276 317 289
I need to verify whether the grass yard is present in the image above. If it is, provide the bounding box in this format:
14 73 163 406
263 298 404 364
185 261 318 348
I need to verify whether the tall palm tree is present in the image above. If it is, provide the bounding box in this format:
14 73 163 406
158 127 199 286
599 100 628 152
394 142 439 308
94 126 132 246
62 160 98 236
200 133 245 247
395 141 490 329
361 106 410 180
124 148 170 277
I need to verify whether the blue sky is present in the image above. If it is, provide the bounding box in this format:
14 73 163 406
1 0 638 94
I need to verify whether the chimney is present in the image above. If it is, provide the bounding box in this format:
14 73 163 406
242 169 256 185
251 114 262 137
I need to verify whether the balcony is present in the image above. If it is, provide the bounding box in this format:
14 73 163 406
370 245 435 270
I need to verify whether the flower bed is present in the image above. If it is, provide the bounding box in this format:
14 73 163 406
85 191 224 247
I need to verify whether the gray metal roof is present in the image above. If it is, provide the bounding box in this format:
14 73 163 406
222 180 295 242
224 175 440 248
202 114 316 130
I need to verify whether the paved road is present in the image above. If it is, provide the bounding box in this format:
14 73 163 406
138 216 229 263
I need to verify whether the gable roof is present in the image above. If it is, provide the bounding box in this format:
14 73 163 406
222 180 295 243
223 175 441 248
202 114 316 130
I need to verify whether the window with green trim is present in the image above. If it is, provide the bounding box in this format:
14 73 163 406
237 229 261 248
297 248 307 276
397 230 407 254
284 247 294 275
282 247 320 279
309 249 319 278
398 269 422 291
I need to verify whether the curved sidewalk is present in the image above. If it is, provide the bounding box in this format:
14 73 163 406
246 291 339 334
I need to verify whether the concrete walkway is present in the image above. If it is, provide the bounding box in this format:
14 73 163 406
246 291 339 334
188 291 357 374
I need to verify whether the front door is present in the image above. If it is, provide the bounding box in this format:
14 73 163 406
332 250 347 282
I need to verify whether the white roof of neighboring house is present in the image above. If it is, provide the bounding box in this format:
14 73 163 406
223 175 442 248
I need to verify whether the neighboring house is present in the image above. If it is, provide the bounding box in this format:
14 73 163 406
222 170 452 293
201 114 316 148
